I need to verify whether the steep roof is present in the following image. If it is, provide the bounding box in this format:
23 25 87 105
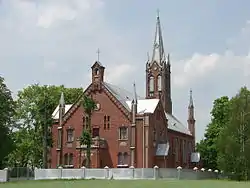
126 99 160 114
51 82 191 136
165 113 191 135
103 82 143 111
52 104 72 119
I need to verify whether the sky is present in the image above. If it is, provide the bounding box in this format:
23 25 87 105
1 0 250 142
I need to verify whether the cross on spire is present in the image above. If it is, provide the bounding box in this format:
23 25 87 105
151 9 166 65
189 89 194 108
97 48 100 62
157 8 160 18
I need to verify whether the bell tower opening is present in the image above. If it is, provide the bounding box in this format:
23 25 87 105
91 61 105 92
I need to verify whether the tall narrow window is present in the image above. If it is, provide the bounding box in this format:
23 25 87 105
149 76 154 92
64 153 68 165
175 138 179 162
118 152 123 165
104 116 107 130
83 115 89 129
107 116 110 129
123 152 129 165
69 153 73 165
119 127 128 140
57 129 62 148
92 128 100 138
157 75 162 91
67 129 74 142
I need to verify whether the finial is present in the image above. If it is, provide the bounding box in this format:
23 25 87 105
189 88 194 107
96 48 100 62
147 52 150 61
133 82 138 104
157 9 160 18
59 92 65 106
167 53 170 64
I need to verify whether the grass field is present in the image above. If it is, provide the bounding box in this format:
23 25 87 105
1 180 250 188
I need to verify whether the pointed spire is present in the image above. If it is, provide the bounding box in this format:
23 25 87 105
167 53 170 65
133 82 138 104
59 92 65 106
189 89 194 108
151 9 165 65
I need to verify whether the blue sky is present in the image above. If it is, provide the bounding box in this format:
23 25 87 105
1 0 250 142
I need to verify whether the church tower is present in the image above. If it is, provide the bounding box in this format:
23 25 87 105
91 61 105 92
146 12 172 114
187 89 196 139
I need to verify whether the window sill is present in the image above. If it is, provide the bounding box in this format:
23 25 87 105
63 165 74 168
66 141 74 143
117 164 129 168
118 139 128 141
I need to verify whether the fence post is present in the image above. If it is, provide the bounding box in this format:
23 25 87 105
129 166 135 179
81 166 86 179
176 166 182 180
4 168 9 182
153 166 159 180
104 166 109 179
214 170 219 179
58 166 63 179
208 169 212 179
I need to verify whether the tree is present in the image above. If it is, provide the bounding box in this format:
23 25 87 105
80 95 96 168
10 84 82 168
0 76 15 168
217 87 250 180
197 96 230 170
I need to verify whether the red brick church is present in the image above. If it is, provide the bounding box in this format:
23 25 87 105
50 14 197 169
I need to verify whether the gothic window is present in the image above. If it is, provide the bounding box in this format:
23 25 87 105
64 153 74 167
107 116 110 129
123 152 129 165
67 129 74 142
83 115 89 129
69 153 73 165
104 115 110 130
117 152 129 166
153 128 156 141
157 75 162 91
64 153 68 165
149 76 154 92
182 140 186 163
104 116 106 130
118 152 123 165
57 129 62 148
119 127 128 140
95 68 99 75
175 138 179 162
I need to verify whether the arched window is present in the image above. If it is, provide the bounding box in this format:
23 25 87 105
64 153 68 165
95 68 99 75
69 153 73 165
149 76 154 92
123 152 128 165
118 152 123 165
157 75 162 91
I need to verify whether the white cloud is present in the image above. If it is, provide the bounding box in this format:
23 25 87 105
2 0 250 142
170 20 250 141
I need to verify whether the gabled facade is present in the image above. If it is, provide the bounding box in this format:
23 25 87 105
49 13 197 169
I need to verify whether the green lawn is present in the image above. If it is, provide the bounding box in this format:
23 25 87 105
0 180 250 188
